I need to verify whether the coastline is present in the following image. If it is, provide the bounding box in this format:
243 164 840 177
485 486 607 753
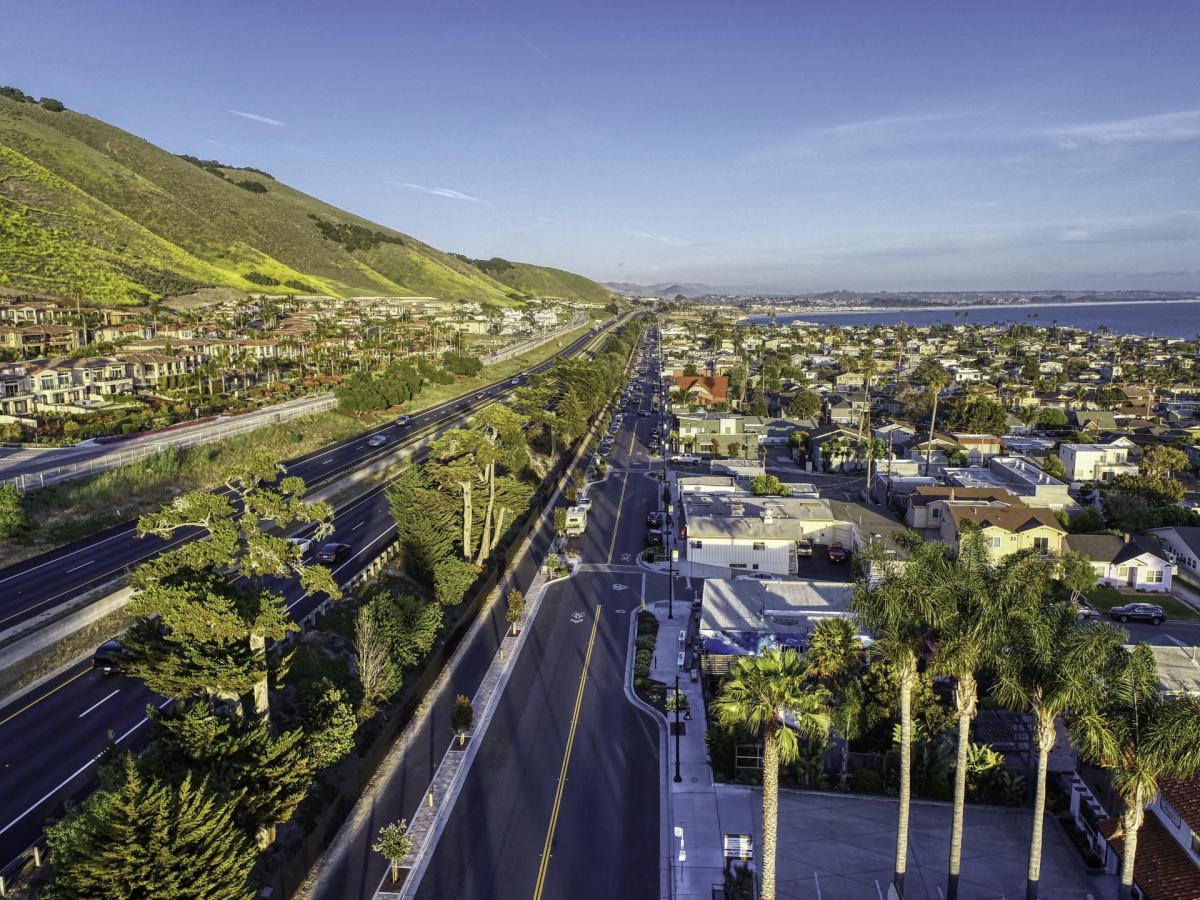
742 297 1200 321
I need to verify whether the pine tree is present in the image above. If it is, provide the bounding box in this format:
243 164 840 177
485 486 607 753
44 755 254 900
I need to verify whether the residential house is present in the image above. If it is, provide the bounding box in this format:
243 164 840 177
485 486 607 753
939 503 1067 561
903 486 1021 532
1150 527 1200 589
670 374 730 407
1059 441 1140 483
26 357 133 411
825 391 869 426
676 413 765 457
682 493 842 575
1065 533 1173 592
1098 773 1200 900
0 324 84 357
946 456 1077 511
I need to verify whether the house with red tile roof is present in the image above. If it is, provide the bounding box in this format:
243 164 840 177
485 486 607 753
671 374 729 406
1098 773 1200 899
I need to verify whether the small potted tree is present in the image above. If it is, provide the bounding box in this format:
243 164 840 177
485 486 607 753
451 694 474 747
505 588 525 636
373 820 413 886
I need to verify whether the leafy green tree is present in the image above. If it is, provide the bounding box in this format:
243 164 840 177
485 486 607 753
1071 644 1200 900
387 466 458 581
299 679 357 769
434 556 477 606
1035 408 1069 428
749 474 792 496
712 650 831 900
1140 444 1190 480
852 537 950 897
505 588 526 635
354 604 396 717
0 483 28 539
450 693 474 746
683 362 698 376
1058 549 1097 604
44 754 254 900
993 602 1122 900
787 391 822 420
373 820 413 886
429 429 488 559
944 394 1008 436
1041 454 1066 480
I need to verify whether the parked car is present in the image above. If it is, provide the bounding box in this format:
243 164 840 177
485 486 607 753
286 537 313 555
734 572 779 582
795 538 813 558
395 415 412 426
1109 603 1166 625
576 496 593 511
93 639 130 675
315 542 352 563
645 528 664 547
638 409 650 416
367 434 388 448
670 454 700 465
646 511 663 527
827 541 849 563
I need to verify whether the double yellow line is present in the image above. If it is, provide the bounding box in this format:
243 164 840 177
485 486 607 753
532 606 602 900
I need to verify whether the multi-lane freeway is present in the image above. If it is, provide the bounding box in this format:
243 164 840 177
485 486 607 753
0 314 636 874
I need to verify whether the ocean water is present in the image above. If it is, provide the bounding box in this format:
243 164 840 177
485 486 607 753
748 299 1200 338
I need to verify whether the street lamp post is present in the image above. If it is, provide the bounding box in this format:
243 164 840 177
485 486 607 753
673 673 683 783
667 532 674 620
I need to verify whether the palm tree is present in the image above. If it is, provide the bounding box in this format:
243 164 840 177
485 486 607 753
852 538 950 897
712 649 831 900
914 359 951 474
931 531 1054 900
807 618 870 788
1071 643 1200 900
993 601 1123 900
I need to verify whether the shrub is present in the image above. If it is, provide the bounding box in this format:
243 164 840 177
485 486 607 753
309 215 403 252
0 484 28 539
236 179 267 193
243 271 280 286
39 97 65 112
850 769 883 793
284 279 316 293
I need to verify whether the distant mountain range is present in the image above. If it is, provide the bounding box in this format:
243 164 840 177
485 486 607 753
0 90 613 308
602 281 719 298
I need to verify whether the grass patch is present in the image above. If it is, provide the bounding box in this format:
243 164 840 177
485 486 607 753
1084 584 1200 622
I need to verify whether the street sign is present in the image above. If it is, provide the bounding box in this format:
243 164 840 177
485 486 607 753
723 834 753 861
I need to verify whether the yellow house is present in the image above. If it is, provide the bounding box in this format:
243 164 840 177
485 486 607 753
940 503 1066 561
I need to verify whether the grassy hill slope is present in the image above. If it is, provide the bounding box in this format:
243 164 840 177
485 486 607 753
0 94 612 308
460 256 616 305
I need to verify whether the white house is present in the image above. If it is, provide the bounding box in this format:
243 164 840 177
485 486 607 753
1059 441 1139 483
682 494 843 575
1150 526 1200 589
1065 534 1173 592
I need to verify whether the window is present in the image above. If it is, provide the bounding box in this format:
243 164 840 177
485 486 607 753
752 542 766 551
1161 797 1182 828
1033 537 1050 552
931 508 940 519
690 540 703 549
988 536 1002 549
1145 569 1164 584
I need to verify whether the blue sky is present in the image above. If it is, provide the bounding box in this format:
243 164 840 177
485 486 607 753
4 0 1200 292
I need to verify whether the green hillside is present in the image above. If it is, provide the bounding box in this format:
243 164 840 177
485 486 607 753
457 256 617 305
0 92 613 308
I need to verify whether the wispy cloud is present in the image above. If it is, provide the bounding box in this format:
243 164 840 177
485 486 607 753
515 32 548 58
227 109 285 127
815 111 975 137
629 231 693 247
390 181 484 203
1039 109 1200 148
746 110 980 164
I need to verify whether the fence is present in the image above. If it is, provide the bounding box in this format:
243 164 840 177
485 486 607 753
0 394 337 494
478 312 589 366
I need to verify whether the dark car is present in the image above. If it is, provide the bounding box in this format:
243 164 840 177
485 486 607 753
93 639 130 675
827 541 849 563
1109 603 1166 625
646 511 663 527
315 542 352 563
395 415 412 427
645 528 664 547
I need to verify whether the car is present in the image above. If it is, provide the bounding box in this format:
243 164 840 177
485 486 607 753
645 528 664 547
646 511 663 527
795 538 813 558
511 378 521 386
827 541 849 563
476 393 486 400
1109 603 1166 625
315 542 352 563
638 409 650 417
670 454 700 466
367 434 388 448
286 537 313 555
576 496 593 511
734 572 779 582
395 415 412 426
93 639 130 675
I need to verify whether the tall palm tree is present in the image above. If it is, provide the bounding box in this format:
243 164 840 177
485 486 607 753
931 532 1054 900
807 618 870 788
993 601 1123 900
914 359 951 474
712 649 831 900
1071 643 1200 900
852 538 951 897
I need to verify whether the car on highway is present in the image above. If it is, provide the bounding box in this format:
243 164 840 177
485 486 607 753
395 414 412 426
734 572 779 582
286 537 313 555
795 538 813 558
827 541 849 563
476 393 486 400
315 542 352 563
1108 603 1166 625
367 434 388 448
511 378 521 385
92 639 130 675
670 454 700 466
638 409 650 416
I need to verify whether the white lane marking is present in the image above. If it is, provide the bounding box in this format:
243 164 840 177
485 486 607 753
352 522 365 531
77 689 119 719
65 560 95 574
0 527 136 585
0 698 168 838
323 458 334 465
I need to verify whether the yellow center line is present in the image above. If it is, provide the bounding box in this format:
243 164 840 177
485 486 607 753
532 605 602 900
607 473 628 564
0 665 91 728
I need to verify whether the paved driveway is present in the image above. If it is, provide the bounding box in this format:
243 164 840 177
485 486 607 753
730 788 1111 900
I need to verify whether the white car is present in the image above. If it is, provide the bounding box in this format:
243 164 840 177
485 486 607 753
670 454 700 465
286 537 313 555
734 572 779 582
576 496 593 510
367 434 388 447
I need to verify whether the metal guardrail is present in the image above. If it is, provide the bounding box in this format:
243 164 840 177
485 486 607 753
0 395 338 493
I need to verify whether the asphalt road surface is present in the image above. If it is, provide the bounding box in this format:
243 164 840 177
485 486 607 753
0 316 638 874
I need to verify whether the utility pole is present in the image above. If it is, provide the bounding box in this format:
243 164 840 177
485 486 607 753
673 673 683 783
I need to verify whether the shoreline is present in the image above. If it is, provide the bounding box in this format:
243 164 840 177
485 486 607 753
742 297 1200 322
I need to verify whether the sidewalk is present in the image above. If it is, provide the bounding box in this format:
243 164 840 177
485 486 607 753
647 600 758 899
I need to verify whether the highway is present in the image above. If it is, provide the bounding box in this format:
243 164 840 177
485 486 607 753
409 337 682 900
0 314 636 875
0 317 629 636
